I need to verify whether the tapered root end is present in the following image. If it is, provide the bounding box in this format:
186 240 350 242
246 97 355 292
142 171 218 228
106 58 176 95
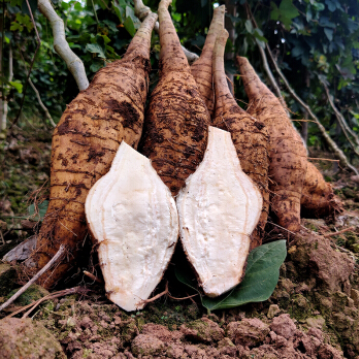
236 56 270 99
159 0 172 10
214 29 229 58
134 0 151 20
271 198 302 233
124 11 157 60
208 5 226 34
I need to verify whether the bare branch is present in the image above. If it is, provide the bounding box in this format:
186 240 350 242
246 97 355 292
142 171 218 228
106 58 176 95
0 245 65 312
38 0 89 91
28 78 56 127
321 79 359 156
11 0 41 128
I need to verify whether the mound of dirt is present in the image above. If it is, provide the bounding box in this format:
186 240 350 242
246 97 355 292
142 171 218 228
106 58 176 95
0 317 66 359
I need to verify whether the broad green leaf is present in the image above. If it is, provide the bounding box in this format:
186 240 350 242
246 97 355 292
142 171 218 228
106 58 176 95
312 2 325 11
176 240 287 312
270 1 280 21
10 0 22 7
86 43 106 58
28 200 49 221
125 5 136 23
9 80 23 93
253 28 268 43
202 240 287 311
124 16 135 37
103 19 119 33
271 0 299 30
244 19 253 34
90 62 104 72
324 28 333 41
112 1 124 23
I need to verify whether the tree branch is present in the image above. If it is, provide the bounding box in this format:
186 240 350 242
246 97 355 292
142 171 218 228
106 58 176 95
11 0 41 128
0 245 65 312
321 79 359 154
134 0 199 63
28 78 56 127
38 0 89 91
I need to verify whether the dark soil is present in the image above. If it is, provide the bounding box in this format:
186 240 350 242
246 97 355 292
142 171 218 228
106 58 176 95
2 128 359 358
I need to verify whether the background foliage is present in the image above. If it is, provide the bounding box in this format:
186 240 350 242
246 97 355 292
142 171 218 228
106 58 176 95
1 0 359 157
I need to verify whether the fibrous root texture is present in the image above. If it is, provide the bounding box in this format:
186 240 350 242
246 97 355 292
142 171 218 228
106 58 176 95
212 31 269 249
236 56 307 232
177 126 262 297
190 5 225 118
85 142 178 312
28 13 158 289
140 0 210 196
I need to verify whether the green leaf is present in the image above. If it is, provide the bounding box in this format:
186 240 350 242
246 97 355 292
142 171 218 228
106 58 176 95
10 22 23 32
28 200 49 221
176 240 287 312
253 28 268 43
9 80 23 93
112 1 125 23
10 0 22 7
90 62 104 72
270 2 280 21
244 19 253 34
271 0 299 30
86 43 106 58
124 16 135 37
312 2 325 11
324 28 333 41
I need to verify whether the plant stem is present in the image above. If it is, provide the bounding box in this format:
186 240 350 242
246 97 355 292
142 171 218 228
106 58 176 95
91 0 99 25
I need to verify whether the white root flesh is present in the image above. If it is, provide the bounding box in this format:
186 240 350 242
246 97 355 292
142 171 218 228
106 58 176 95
85 142 178 312
38 0 89 91
177 126 262 297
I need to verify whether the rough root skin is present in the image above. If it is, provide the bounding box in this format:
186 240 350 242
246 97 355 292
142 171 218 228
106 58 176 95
212 33 269 250
27 13 157 289
140 0 210 196
236 56 307 233
191 5 226 118
301 161 343 219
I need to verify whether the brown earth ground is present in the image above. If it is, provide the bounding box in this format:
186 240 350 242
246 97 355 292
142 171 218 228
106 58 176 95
1 127 359 358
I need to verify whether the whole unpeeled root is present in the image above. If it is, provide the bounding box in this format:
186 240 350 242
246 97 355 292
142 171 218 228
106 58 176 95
212 31 269 249
86 142 178 312
26 13 158 289
236 56 307 232
140 0 210 196
190 5 226 118
177 126 262 297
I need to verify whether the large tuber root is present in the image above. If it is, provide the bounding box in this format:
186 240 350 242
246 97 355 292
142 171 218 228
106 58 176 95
236 56 307 232
190 5 226 118
212 32 269 249
140 0 210 196
25 13 158 289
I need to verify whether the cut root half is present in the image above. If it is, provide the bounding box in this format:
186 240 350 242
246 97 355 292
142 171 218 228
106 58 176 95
86 141 179 312
177 126 262 297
